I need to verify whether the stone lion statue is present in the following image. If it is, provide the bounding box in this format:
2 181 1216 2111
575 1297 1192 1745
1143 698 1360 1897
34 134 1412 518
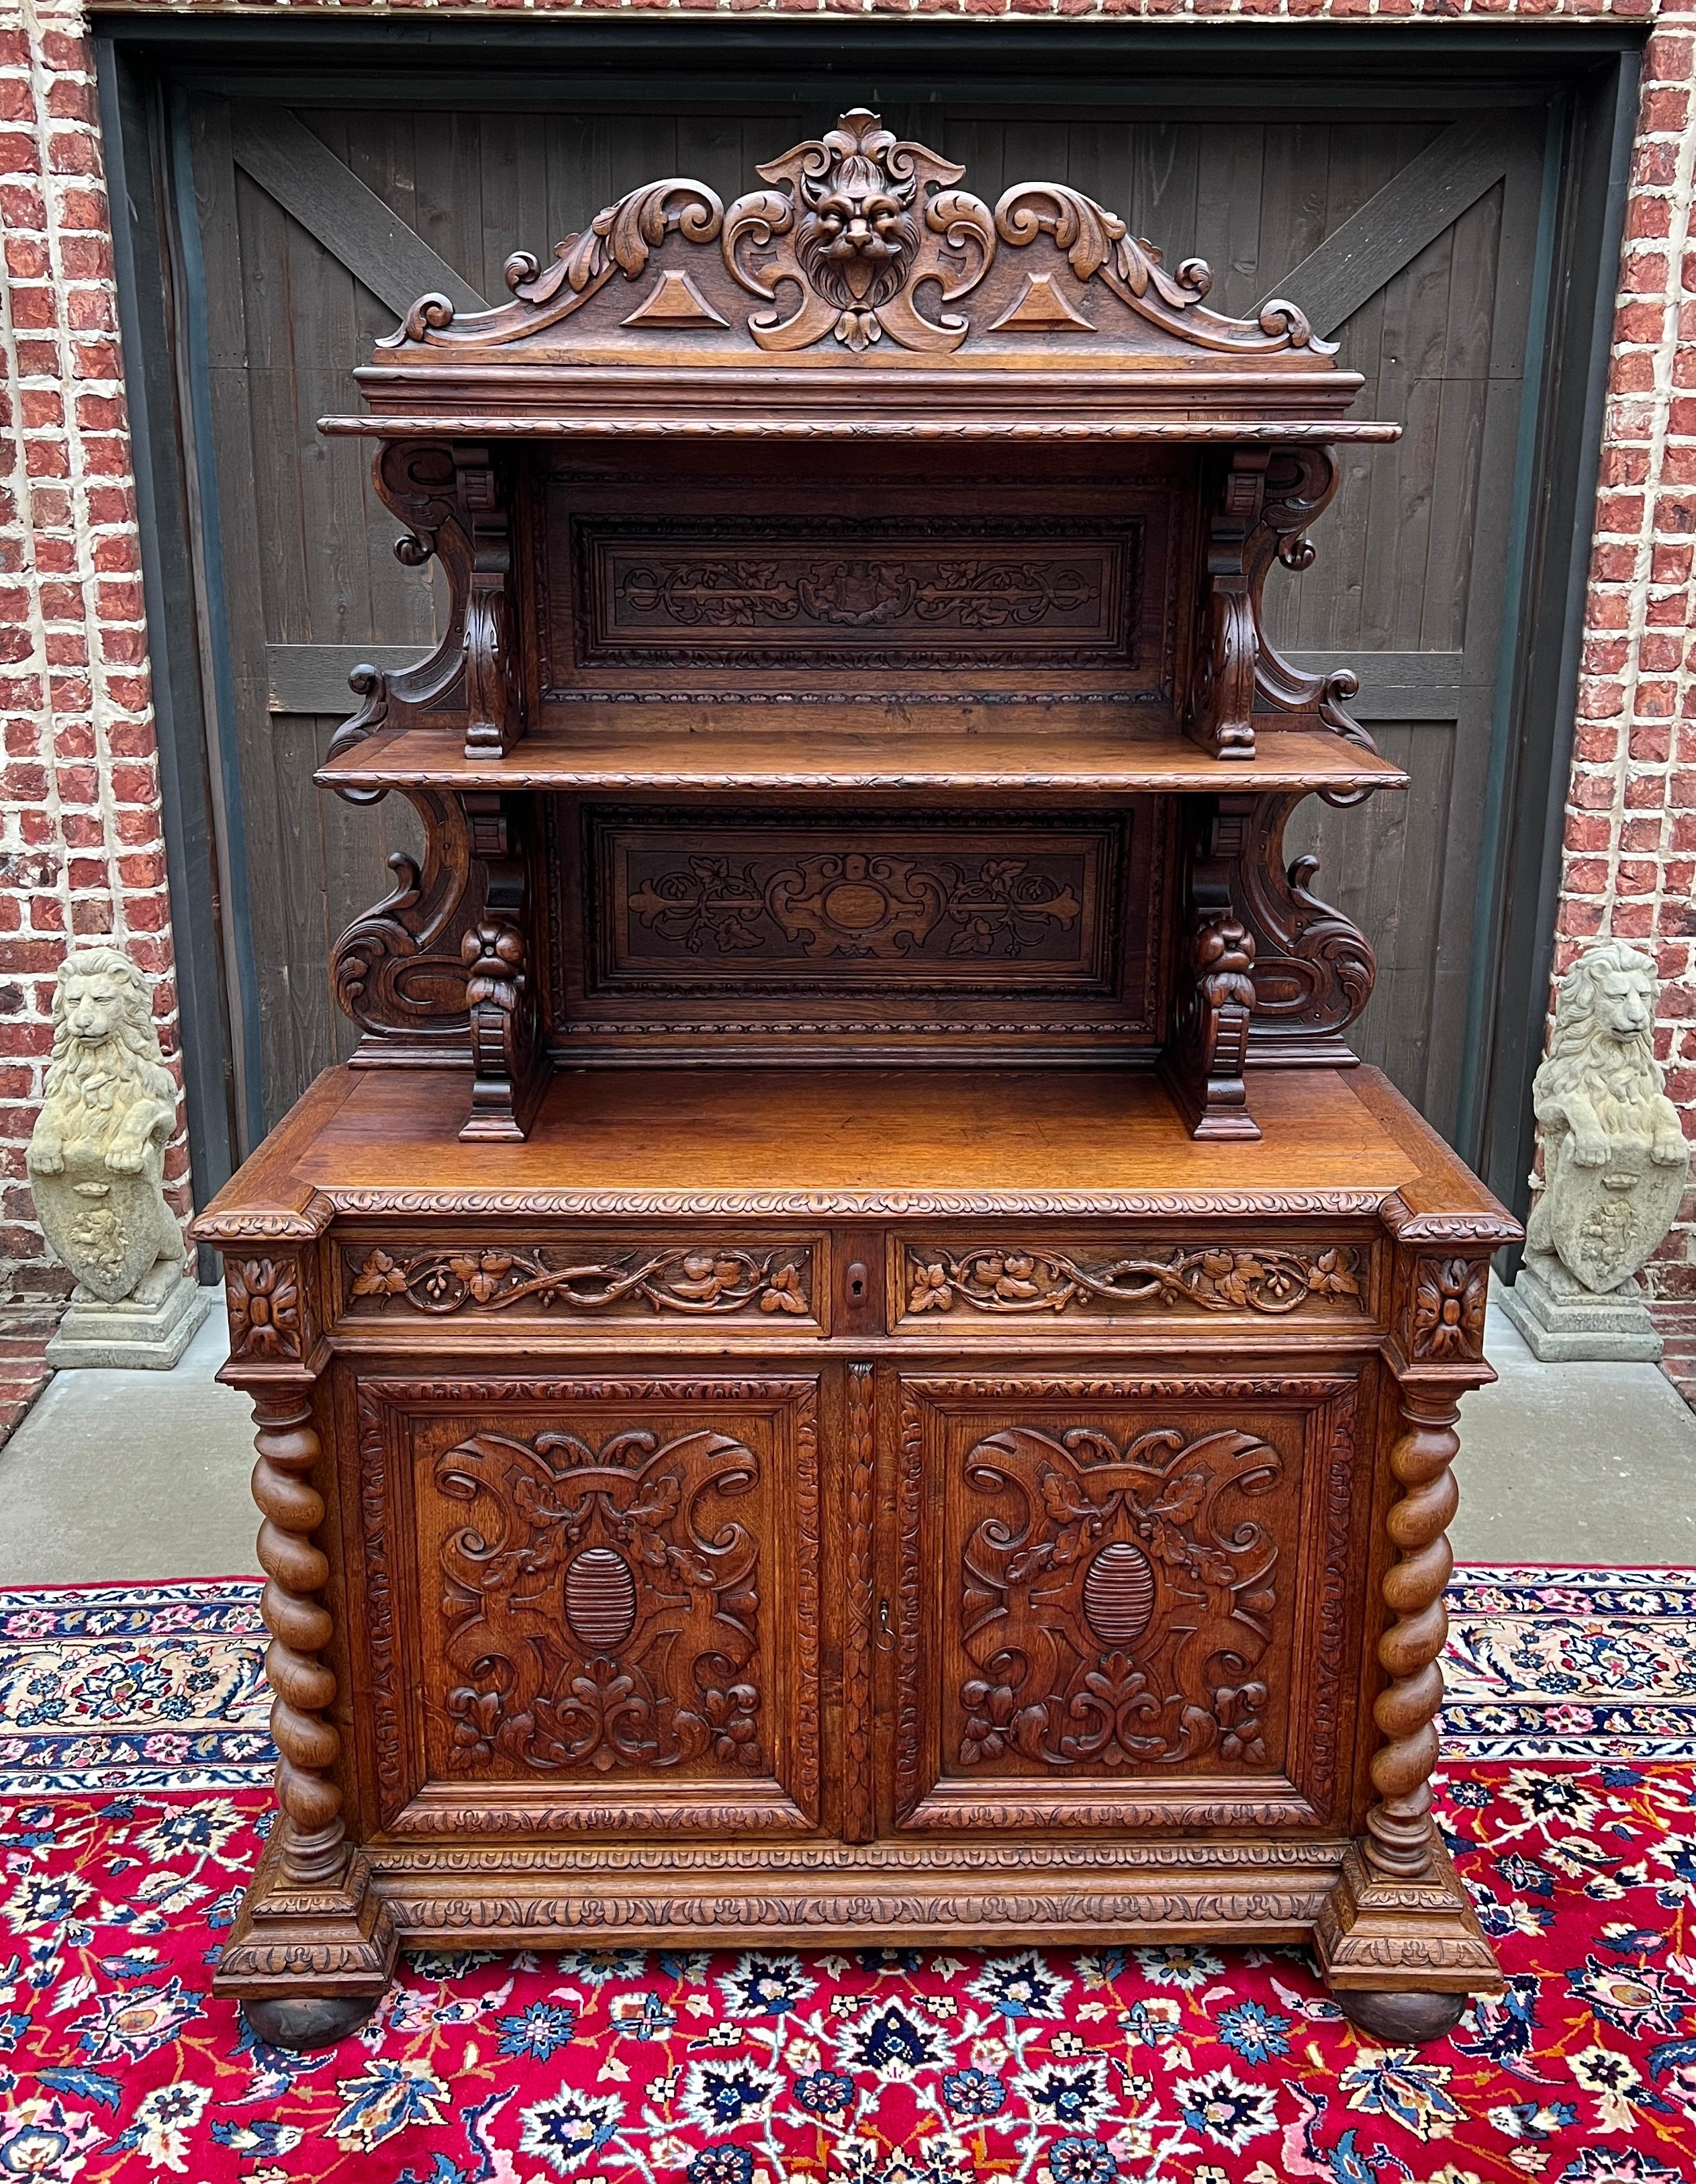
1525 940 1690 1295
26 948 183 1304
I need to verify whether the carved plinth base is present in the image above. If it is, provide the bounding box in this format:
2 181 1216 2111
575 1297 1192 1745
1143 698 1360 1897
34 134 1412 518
213 1831 398 2028
1314 1841 1501 2001
459 1052 549 1144
44 1268 211 1371
339 1836 1351 1952
1500 1251 1664 1362
1158 1048 1262 1142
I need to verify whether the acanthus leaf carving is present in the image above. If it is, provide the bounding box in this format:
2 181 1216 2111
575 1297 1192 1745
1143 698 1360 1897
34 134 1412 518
377 109 1333 365
627 848 1083 966
504 180 728 313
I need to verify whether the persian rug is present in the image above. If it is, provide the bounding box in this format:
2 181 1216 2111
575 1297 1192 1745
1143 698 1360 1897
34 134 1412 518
0 1567 1693 2184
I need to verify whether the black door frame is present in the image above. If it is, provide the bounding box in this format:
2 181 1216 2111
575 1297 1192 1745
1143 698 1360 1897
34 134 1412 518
93 14 1642 1252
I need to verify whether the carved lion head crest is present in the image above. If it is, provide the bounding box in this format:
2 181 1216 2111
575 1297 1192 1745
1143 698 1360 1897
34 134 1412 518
790 111 921 317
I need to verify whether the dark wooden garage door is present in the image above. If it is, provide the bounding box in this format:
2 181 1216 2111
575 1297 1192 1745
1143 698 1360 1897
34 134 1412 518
178 91 1547 1146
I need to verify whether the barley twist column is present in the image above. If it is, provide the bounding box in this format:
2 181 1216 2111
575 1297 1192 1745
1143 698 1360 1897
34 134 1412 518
251 1394 345 1886
1364 1387 1459 1880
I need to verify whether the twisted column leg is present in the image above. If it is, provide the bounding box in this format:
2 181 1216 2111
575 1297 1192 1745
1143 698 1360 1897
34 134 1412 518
251 1394 345 1886
1316 1377 1498 2028
1365 1388 1459 1880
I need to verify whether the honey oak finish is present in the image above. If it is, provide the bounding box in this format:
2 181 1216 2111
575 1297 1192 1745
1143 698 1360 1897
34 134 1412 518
196 113 1515 2052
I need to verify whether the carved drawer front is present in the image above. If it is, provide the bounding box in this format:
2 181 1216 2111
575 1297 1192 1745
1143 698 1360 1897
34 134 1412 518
892 1234 1373 1334
339 1236 820 1334
353 1374 822 1837
892 1373 1362 1833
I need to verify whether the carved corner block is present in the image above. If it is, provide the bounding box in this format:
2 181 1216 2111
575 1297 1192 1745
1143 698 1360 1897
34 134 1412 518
212 1833 397 2005
1400 1255 1491 1365
1315 1841 1501 1997
224 1252 320 1373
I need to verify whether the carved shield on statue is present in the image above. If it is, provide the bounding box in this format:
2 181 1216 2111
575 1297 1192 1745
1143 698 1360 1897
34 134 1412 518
32 1158 162 1304
1549 1138 1687 1295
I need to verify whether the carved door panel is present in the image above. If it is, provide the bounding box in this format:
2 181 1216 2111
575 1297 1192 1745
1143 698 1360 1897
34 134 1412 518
890 1372 1364 1834
350 1372 821 1836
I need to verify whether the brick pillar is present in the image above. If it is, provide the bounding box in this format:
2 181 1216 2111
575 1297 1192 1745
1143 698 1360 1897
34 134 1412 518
1555 7 1696 1385
0 0 189 1405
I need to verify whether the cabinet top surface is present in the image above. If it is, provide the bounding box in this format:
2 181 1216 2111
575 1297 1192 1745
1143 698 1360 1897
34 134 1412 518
320 109 1399 444
196 1064 1517 1240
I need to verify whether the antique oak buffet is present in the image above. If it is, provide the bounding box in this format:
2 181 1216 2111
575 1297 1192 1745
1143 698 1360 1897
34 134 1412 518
195 113 1517 2052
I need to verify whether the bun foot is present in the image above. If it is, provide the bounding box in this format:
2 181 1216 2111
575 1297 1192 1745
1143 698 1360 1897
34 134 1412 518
240 1993 381 2052
1335 1988 1468 2046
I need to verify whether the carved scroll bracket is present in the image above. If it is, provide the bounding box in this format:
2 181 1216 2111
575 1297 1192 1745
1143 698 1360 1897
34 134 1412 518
459 793 547 1142
1184 448 1269 762
334 442 526 770
454 443 526 758
1248 445 1379 803
1234 792 1376 1067
1161 794 1261 1140
331 788 475 1064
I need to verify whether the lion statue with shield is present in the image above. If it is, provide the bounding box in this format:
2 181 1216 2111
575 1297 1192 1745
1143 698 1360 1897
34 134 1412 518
1526 940 1690 1298
27 948 183 1305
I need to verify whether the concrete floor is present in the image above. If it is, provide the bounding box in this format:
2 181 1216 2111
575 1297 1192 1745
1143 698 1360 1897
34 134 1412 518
0 1290 1692 1583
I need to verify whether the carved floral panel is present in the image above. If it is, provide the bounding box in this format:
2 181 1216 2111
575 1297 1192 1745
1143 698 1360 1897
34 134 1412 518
894 1377 1359 1831
342 1240 814 1325
898 1240 1366 1324
359 1377 820 1832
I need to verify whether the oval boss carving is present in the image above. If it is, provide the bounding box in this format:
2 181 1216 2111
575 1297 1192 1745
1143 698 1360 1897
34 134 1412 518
1081 1539 1157 1649
563 1546 639 1653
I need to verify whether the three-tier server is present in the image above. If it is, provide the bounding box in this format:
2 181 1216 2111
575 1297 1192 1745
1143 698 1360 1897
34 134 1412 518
197 113 1515 2052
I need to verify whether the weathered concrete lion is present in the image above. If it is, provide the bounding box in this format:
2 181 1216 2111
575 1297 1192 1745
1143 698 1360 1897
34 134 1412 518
1525 939 1689 1295
26 947 183 1305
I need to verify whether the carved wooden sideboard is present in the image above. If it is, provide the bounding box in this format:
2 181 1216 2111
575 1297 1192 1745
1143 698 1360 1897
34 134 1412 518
195 112 1517 2052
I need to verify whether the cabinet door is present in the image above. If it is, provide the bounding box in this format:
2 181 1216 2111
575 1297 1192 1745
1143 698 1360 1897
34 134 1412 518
891 1372 1364 1833
350 1372 820 1835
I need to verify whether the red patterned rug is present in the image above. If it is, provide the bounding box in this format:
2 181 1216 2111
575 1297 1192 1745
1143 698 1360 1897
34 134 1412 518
1 1569 1695 2183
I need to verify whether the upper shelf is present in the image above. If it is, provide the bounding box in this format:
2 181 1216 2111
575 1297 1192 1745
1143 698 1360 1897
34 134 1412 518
317 715 1409 797
317 110 1401 445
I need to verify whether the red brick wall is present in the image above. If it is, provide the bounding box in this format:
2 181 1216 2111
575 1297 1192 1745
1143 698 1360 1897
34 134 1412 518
1 0 1691 1369
1 0 189 1324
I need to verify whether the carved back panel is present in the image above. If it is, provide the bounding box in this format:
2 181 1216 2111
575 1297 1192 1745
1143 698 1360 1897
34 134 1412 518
531 449 1186 711
544 797 1170 1063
